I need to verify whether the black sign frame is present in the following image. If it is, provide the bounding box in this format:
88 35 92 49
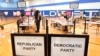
48 34 89 56
11 33 47 56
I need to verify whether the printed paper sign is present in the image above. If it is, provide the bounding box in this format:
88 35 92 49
51 37 85 56
14 36 44 56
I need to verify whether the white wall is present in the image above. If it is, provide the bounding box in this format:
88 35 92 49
28 0 48 5
28 0 78 6
33 2 100 10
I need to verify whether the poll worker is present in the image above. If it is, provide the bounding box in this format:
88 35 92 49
34 10 41 33
55 11 63 29
93 13 97 18
17 13 26 33
60 12 68 32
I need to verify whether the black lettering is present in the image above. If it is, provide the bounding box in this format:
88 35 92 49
54 43 82 48
17 42 42 46
32 43 42 46
22 42 25 46
54 43 58 47
17 42 22 46
23 47 35 50
60 48 74 52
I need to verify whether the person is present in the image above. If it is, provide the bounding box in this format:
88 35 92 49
17 13 26 33
93 13 97 18
31 8 36 16
54 11 62 29
34 10 41 33
60 12 69 32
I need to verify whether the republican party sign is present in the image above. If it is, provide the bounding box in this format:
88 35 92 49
11 34 46 56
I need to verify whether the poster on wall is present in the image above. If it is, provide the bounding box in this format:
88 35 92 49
13 11 17 16
48 34 89 56
11 34 46 56
4 11 8 16
16 11 21 16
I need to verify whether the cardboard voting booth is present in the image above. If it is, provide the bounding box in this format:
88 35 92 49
11 34 47 56
48 34 89 56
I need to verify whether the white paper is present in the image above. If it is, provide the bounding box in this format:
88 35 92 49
14 36 44 56
51 37 85 56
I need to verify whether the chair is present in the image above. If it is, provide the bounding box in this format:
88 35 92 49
96 21 100 34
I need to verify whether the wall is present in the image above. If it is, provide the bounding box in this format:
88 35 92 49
0 0 100 17
0 0 25 17
29 0 100 10
0 10 24 17
29 0 100 17
0 0 19 8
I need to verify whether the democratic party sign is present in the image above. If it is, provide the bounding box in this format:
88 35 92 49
48 34 89 56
